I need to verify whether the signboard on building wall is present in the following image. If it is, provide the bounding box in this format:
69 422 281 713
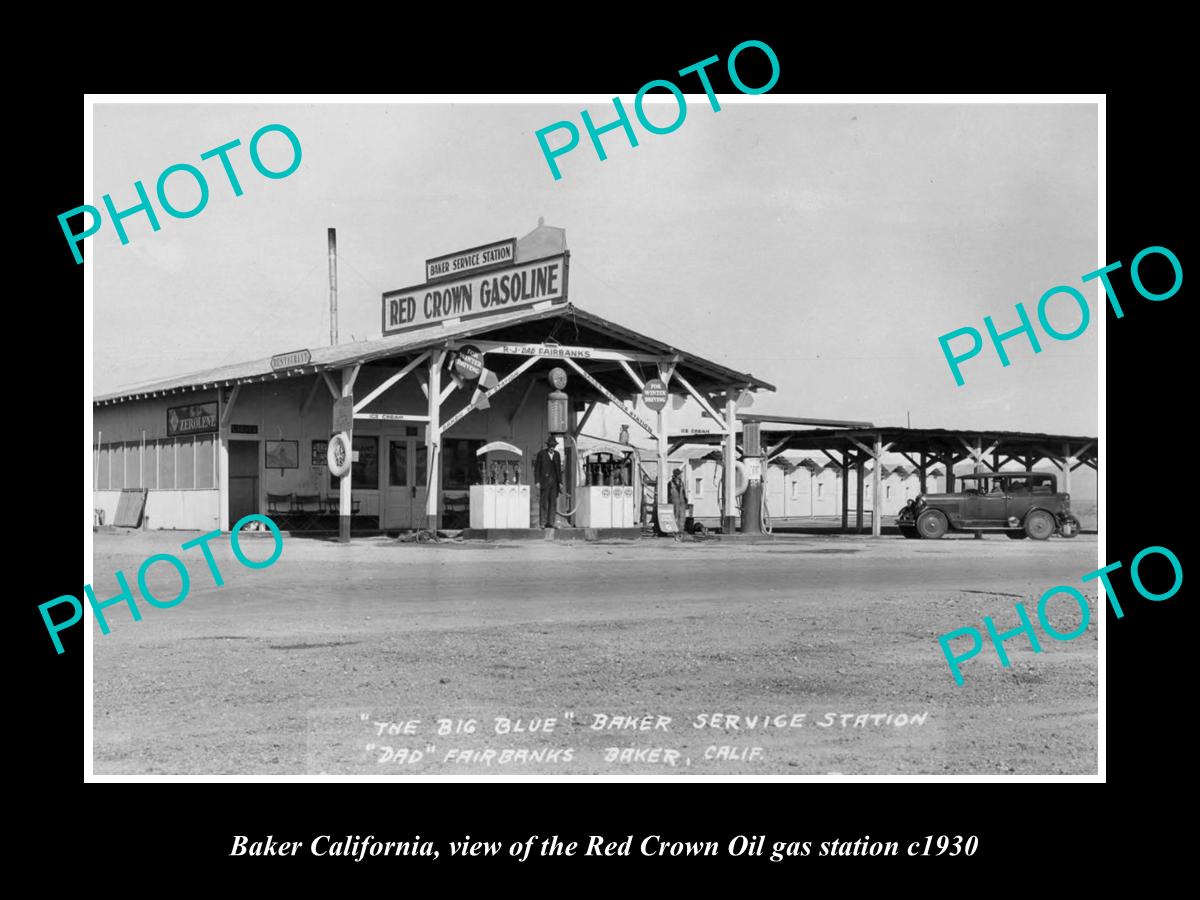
332 397 354 435
382 253 568 336
167 402 218 436
425 238 516 282
270 349 311 370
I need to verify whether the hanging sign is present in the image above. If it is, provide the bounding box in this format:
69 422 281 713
642 378 668 411
454 346 485 380
383 253 568 335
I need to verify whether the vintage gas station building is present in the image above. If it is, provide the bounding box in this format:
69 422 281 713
92 223 774 535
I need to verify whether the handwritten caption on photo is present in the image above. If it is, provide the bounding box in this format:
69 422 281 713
319 709 934 770
938 244 1182 386
230 832 978 862
43 514 283 654
58 123 302 264
938 544 1182 685
535 39 780 181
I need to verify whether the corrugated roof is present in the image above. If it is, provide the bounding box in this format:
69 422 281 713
95 302 774 405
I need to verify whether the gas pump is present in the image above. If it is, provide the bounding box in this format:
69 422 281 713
578 445 637 527
468 442 529 529
741 422 769 534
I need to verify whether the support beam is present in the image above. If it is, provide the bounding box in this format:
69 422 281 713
442 355 538 434
1062 441 1072 495
218 431 230 531
657 383 671 527
426 350 446 531
724 390 737 534
300 374 323 416
220 384 241 427
618 359 644 391
507 377 537 429
871 433 883 537
855 451 865 534
820 448 843 470
353 351 430 413
673 371 729 433
321 370 340 400
572 402 597 438
563 357 658 440
841 452 850 532
338 365 356 543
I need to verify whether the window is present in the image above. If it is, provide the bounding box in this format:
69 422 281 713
332 436 379 490
177 437 195 489
791 480 801 500
96 445 110 490
389 441 408 487
387 441 425 489
158 439 176 489
694 477 704 496
442 439 484 491
816 483 824 499
196 436 215 489
111 443 125 490
144 441 157 490
885 485 892 499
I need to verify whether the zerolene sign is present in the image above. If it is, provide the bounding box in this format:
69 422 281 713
382 253 568 336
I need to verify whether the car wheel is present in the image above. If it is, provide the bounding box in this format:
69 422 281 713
1005 530 1027 540
1024 510 1055 541
899 526 919 539
917 510 948 539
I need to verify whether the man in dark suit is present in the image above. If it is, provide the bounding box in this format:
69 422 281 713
534 435 563 528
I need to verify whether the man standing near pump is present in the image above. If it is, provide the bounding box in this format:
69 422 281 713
535 434 563 530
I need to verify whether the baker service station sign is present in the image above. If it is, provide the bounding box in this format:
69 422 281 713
382 247 568 336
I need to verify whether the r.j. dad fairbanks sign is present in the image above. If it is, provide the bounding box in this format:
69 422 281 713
382 244 568 336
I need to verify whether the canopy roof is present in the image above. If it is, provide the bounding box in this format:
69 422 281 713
96 303 774 406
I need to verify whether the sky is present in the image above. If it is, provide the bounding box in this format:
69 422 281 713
92 100 1098 435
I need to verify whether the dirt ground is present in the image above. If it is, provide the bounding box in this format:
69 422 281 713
90 529 1099 776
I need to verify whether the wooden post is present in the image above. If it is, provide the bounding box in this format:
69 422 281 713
426 350 445 531
918 451 928 494
855 451 864 534
840 450 849 532
973 437 983 539
338 366 355 543
1062 441 1072 494
218 431 230 531
724 391 737 534
871 433 882 537
944 452 955 492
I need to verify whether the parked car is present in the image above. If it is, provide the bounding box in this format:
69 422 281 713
896 471 1080 540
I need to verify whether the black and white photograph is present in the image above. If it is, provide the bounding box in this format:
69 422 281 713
83 95 1103 779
